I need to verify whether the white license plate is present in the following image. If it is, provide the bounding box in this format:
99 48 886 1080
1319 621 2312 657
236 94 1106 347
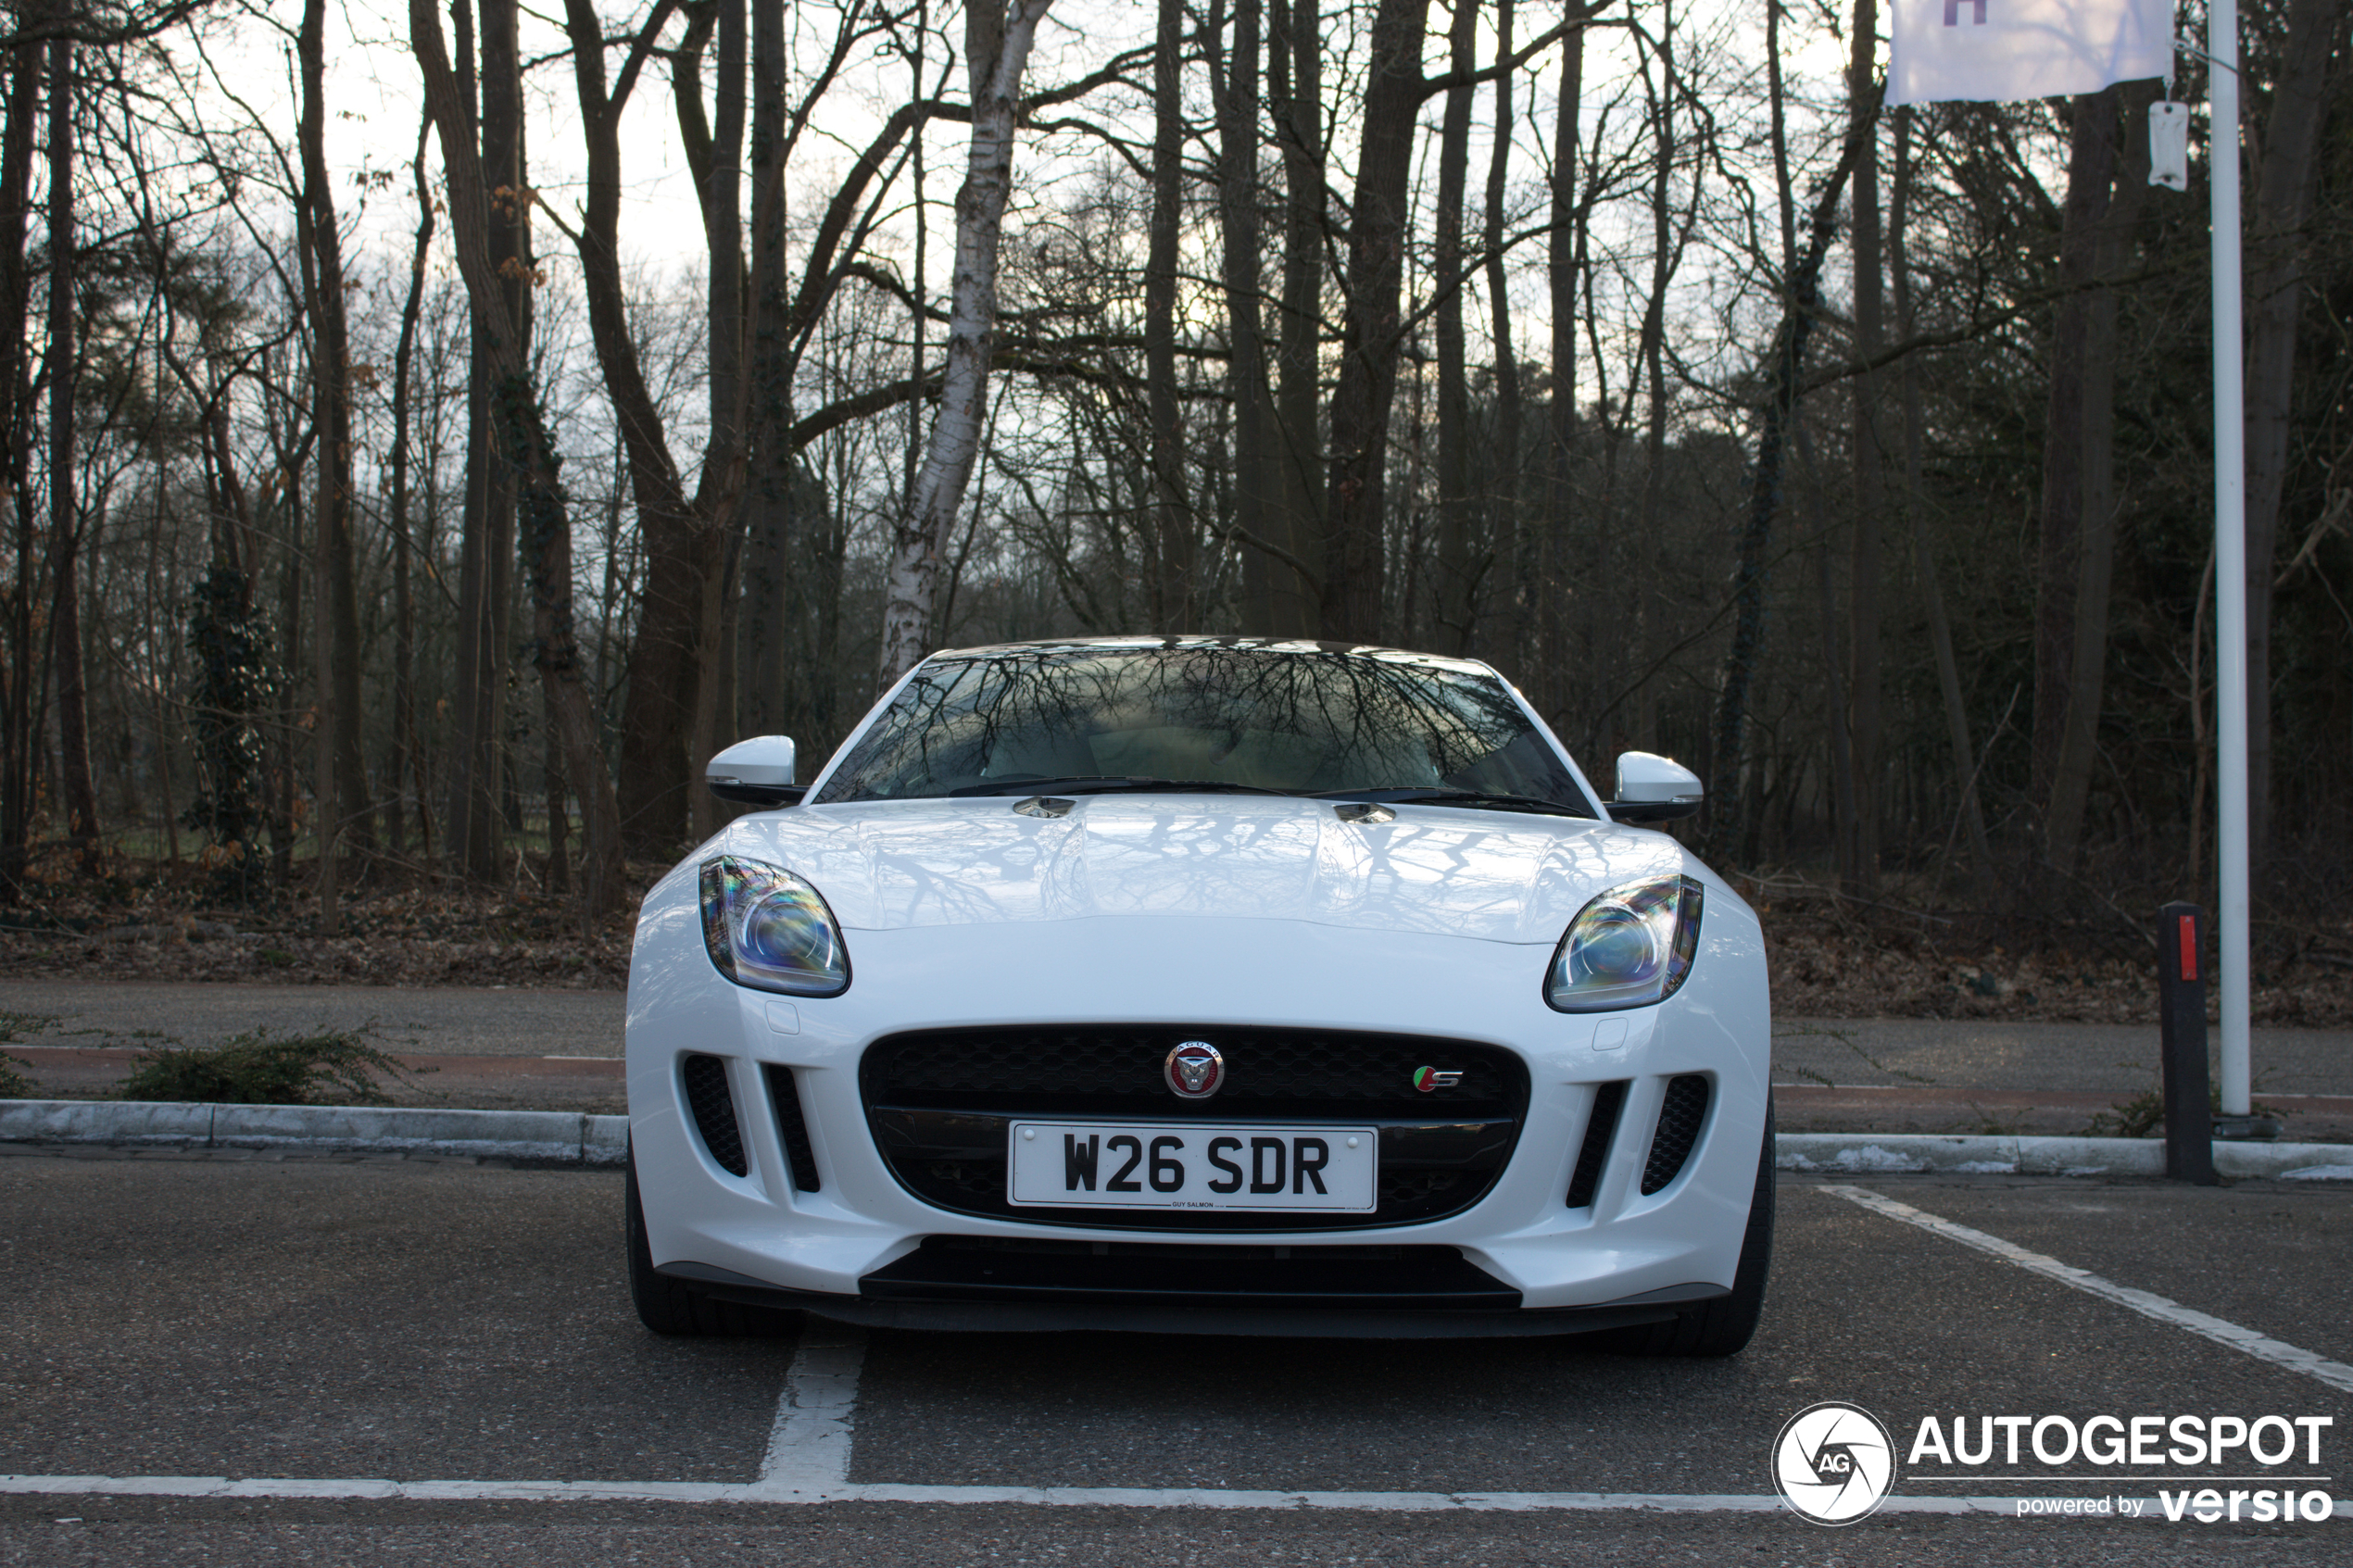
1006 1122 1378 1211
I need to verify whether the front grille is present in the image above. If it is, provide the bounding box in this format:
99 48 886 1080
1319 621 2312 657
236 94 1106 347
1566 1080 1628 1208
681 1053 749 1177
862 1025 1529 1233
764 1064 822 1192
863 1023 1522 1115
1641 1074 1711 1195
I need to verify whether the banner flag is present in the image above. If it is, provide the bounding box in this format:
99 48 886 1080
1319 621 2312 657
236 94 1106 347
1888 0 2174 105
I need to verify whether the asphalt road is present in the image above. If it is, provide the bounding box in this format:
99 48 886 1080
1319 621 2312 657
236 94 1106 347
3 1146 2347 1565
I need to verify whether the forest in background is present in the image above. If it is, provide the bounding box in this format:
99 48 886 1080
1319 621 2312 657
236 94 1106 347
1 0 2349 997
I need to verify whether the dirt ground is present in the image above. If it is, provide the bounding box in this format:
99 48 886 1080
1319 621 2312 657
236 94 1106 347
3 852 2349 1027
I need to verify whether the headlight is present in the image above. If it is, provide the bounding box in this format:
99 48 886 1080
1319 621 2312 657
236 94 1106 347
1544 874 1703 1011
698 856 850 996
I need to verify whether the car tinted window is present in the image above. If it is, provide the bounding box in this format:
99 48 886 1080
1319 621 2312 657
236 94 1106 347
813 645 1592 810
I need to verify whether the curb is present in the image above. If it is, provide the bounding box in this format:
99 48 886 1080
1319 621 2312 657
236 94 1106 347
3 1102 2349 1181
1775 1132 2353 1182
0 1099 629 1165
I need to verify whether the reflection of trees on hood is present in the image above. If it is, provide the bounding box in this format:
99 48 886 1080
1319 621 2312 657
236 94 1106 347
820 643 1582 806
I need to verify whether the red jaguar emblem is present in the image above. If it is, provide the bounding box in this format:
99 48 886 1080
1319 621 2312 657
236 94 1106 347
1165 1041 1224 1099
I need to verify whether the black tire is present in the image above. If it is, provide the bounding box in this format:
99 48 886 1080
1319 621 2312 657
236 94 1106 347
626 1143 802 1337
1593 1098 1775 1358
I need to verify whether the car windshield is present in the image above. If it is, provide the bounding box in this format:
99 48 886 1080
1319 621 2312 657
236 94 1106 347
812 643 1593 813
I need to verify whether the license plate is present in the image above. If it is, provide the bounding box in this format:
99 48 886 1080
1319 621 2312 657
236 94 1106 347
1006 1122 1378 1211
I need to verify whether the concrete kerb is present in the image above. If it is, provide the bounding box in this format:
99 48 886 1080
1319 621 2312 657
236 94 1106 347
0 1099 629 1165
2 1102 2349 1180
1775 1131 2353 1182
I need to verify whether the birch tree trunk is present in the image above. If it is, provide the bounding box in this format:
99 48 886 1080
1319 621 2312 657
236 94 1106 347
878 0 1056 682
1481 0 1522 667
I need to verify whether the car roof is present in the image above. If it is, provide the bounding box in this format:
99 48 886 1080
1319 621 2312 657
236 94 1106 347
925 634 1497 678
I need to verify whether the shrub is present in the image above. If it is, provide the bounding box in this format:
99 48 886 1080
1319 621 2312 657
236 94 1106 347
118 1028 426 1107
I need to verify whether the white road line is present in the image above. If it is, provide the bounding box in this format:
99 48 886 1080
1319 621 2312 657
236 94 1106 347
1825 1185 2353 1395
757 1323 868 1494
18 1474 2327 1514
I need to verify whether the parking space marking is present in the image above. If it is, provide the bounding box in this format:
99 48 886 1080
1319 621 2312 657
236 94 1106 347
1826 1185 2353 1394
758 1323 868 1494
3 1474 2261 1514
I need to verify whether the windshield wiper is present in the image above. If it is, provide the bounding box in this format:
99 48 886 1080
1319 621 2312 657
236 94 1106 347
1312 787 1592 819
948 776 1298 798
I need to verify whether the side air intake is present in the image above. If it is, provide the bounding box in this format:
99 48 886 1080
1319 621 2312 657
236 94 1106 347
681 1053 749 1177
1566 1080 1629 1209
765 1064 823 1193
1641 1074 1711 1195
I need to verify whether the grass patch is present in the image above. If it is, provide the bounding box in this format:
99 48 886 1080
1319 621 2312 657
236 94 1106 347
118 1027 431 1107
0 1051 32 1098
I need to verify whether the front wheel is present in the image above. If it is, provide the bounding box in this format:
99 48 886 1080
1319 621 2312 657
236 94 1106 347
1596 1099 1775 1358
626 1143 801 1337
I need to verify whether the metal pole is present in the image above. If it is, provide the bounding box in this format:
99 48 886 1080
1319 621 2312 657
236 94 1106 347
2209 0 2251 1120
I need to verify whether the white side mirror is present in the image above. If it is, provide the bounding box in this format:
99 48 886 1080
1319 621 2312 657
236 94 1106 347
707 735 803 807
1608 751 1703 823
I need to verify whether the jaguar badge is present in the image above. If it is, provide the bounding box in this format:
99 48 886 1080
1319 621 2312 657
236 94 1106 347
1413 1066 1464 1092
1165 1041 1225 1099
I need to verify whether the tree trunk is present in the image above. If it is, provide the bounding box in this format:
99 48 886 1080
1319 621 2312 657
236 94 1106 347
1842 0 1884 893
47 28 98 876
2031 84 2120 872
878 0 1058 682
299 0 373 930
1540 20 1586 720
738 0 792 739
2241 0 2346 867
2047 85 2154 875
0 35 42 898
1146 0 1188 631
1890 105 1994 896
386 117 434 861
1629 4 1679 750
1705 81 1879 861
1208 0 1277 633
412 0 625 919
1432 0 1478 654
1266 0 1322 635
687 0 748 844
1321 0 1432 641
1481 0 1521 669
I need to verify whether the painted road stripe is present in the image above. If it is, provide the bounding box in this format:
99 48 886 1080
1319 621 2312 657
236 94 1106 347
1825 1185 2353 1395
759 1323 866 1493
11 1474 2341 1514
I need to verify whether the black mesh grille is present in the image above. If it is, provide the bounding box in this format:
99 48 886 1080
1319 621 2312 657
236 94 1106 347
862 1024 1523 1116
764 1064 823 1193
681 1053 749 1177
1641 1074 1711 1195
1566 1080 1628 1208
862 1025 1529 1233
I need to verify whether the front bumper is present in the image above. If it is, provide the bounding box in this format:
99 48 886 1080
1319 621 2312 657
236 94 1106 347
625 895 1771 1331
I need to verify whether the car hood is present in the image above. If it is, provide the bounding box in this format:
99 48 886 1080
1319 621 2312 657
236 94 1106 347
712 797 1687 946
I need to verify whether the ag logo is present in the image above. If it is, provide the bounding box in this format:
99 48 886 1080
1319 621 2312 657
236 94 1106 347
1771 1401 1896 1525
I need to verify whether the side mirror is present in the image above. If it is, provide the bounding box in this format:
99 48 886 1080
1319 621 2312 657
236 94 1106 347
707 735 806 808
1606 750 1702 824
